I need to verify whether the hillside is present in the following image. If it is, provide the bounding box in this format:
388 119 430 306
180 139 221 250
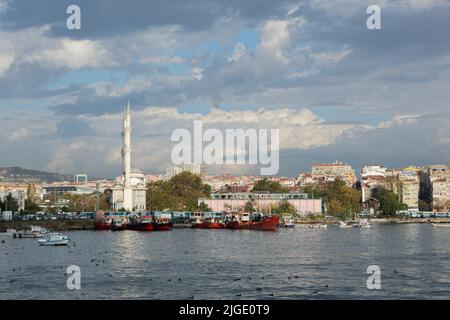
0 167 74 183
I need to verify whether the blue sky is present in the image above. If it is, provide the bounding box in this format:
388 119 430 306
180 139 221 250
0 0 449 178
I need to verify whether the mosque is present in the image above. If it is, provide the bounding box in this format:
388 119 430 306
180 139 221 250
110 103 147 211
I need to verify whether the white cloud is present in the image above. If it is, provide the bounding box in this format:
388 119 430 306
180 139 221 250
24 39 115 69
228 43 247 62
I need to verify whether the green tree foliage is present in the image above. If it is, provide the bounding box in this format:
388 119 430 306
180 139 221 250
252 178 289 193
300 179 361 218
146 172 211 211
371 186 408 215
243 201 254 212
271 200 296 216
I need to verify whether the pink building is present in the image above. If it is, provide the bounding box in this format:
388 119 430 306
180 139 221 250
198 193 322 216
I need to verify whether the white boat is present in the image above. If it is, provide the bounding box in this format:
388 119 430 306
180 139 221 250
432 223 450 227
280 217 295 228
13 226 46 238
38 233 69 246
338 221 352 228
353 219 372 228
309 224 327 229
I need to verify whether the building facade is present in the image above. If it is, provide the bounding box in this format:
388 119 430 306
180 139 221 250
311 161 356 187
199 192 322 216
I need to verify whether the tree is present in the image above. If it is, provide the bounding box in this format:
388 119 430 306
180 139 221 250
299 179 361 218
271 200 296 216
146 172 211 211
372 187 407 216
252 178 289 193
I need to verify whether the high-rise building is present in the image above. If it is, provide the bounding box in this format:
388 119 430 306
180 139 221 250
398 171 420 211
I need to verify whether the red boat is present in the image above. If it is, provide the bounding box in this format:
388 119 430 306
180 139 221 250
190 212 204 228
197 217 225 229
153 216 172 231
127 215 155 231
225 212 280 230
94 221 109 230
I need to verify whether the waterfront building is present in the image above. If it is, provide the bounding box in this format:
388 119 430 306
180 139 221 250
398 170 420 211
311 161 356 187
198 192 322 216
426 165 449 212
110 103 147 211
361 165 388 202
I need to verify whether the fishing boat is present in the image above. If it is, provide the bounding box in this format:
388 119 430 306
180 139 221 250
153 215 171 231
127 215 155 231
110 219 127 231
38 233 69 246
225 212 279 230
198 217 225 229
189 212 205 228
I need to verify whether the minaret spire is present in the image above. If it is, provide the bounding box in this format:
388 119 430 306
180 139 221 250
122 101 133 211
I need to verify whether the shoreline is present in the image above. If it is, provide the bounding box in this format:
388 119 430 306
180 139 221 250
1 217 449 232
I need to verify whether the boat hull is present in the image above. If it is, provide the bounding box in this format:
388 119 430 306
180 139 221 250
127 223 154 231
153 223 171 231
39 240 69 246
226 216 280 230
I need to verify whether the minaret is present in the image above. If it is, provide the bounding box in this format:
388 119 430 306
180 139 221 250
122 102 133 211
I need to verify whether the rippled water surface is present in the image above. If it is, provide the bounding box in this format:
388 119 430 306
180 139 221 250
1 224 450 299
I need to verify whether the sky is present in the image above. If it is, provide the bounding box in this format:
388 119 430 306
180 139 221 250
0 0 449 178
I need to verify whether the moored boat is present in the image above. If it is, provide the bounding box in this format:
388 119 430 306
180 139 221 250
38 233 69 246
309 224 327 229
189 212 204 228
13 226 46 238
353 219 372 228
280 217 295 228
225 212 279 230
153 215 171 231
338 221 352 228
127 215 155 231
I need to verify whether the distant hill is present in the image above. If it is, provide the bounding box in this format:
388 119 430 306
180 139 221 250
0 167 74 183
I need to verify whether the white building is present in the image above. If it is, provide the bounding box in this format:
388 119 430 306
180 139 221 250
183 163 207 176
166 166 182 179
111 103 147 211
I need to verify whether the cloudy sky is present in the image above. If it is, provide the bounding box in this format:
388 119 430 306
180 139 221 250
0 0 449 178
